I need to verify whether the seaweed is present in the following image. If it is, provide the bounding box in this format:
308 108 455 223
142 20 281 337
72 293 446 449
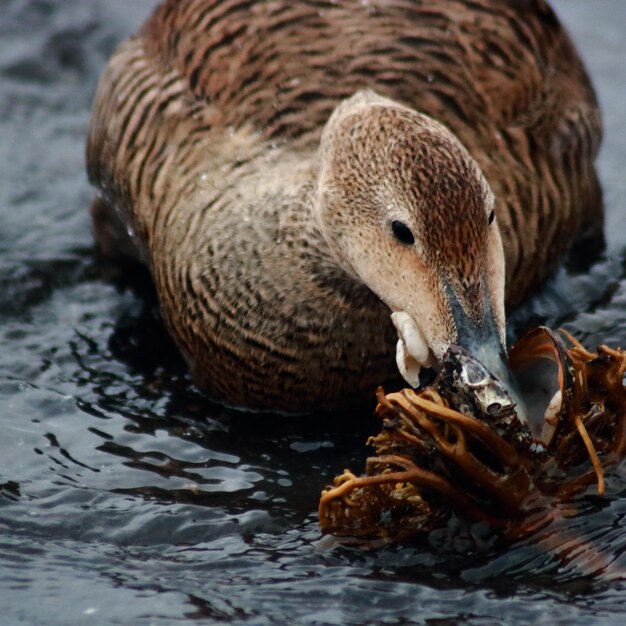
319 331 626 542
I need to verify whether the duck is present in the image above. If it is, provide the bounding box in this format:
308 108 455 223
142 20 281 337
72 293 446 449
86 0 603 413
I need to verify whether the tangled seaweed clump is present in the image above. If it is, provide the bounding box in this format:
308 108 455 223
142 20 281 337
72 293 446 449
319 328 626 542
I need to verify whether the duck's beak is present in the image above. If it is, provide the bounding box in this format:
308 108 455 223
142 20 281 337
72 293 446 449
450 304 528 423
392 293 528 424
448 290 531 424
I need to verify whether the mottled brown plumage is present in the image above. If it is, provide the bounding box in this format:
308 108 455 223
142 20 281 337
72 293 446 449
87 0 602 412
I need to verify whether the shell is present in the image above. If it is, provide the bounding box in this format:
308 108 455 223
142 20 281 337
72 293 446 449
509 326 575 447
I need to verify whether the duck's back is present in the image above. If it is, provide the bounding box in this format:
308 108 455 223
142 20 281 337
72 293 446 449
91 0 602 304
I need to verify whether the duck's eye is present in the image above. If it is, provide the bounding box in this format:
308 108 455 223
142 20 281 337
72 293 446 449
391 220 415 245
488 210 495 225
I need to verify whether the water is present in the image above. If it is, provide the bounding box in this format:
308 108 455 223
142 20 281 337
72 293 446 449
1 1 626 624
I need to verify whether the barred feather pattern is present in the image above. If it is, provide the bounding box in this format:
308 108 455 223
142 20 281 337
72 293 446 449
87 0 602 411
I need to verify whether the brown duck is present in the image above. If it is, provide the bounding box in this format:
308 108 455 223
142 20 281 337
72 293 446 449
87 0 602 413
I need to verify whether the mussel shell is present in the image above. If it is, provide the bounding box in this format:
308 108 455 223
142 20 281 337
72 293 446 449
434 345 529 443
509 326 575 446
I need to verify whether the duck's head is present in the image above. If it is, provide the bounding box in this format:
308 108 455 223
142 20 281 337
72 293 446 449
315 90 515 400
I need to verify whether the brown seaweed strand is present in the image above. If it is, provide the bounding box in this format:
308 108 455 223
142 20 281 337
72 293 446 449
561 333 626 491
556 331 606 495
319 462 505 529
380 389 521 470
573 414 605 496
377 389 533 510
559 328 596 360
552 470 601 502
598 346 626 458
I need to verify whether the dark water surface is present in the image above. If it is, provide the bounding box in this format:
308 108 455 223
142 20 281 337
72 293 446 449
1 1 626 624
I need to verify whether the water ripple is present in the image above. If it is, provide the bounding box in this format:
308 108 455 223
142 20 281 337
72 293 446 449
2 0 626 624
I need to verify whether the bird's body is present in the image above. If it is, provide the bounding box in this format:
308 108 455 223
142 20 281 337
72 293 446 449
87 0 602 412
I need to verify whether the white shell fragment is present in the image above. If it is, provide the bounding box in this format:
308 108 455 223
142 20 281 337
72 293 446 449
391 312 430 364
544 389 562 423
391 312 431 387
540 388 562 445
395 338 422 388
